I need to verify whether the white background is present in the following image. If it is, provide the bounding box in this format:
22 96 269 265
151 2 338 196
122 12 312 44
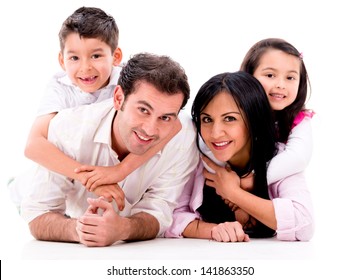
0 0 359 279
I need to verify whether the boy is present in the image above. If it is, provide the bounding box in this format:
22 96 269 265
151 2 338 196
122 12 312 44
10 7 179 210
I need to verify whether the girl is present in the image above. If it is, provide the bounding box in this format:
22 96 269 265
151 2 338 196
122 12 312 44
241 38 315 184
165 71 314 242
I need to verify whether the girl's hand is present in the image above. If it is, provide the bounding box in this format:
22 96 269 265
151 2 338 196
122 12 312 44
211 221 250 242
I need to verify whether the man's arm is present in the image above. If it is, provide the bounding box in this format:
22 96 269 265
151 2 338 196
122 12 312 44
28 212 79 242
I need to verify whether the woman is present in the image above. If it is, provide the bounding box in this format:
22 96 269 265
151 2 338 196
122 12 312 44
165 71 314 242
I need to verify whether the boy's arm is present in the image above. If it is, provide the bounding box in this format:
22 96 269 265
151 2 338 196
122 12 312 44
24 113 83 181
75 118 183 191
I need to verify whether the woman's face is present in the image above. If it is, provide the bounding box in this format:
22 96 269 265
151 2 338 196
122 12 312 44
200 91 251 168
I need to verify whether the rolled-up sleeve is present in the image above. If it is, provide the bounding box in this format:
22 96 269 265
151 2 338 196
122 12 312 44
270 172 315 241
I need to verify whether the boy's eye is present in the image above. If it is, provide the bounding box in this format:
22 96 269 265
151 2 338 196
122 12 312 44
70 56 79 61
92 54 101 59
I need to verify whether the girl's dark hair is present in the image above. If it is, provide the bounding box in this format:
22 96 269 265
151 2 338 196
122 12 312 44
59 6 119 53
240 38 311 142
118 53 190 110
192 71 277 237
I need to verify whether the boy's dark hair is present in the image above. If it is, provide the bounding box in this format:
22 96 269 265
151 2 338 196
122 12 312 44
59 6 119 53
118 53 190 110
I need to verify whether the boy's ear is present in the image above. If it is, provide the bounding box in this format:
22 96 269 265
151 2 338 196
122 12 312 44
113 47 123 66
113 85 125 110
58 51 66 70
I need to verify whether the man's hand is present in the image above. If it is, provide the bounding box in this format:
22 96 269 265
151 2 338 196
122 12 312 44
76 197 124 247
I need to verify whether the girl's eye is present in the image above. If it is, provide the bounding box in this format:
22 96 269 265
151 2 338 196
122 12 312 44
266 73 274 78
287 76 296 81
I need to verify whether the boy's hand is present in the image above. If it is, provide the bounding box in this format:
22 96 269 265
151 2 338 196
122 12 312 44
75 165 121 191
92 184 125 211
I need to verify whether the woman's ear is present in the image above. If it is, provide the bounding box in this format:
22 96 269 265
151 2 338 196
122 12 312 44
113 85 125 110
113 47 123 66
58 51 66 71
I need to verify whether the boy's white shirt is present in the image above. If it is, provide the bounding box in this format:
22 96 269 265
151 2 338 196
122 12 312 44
37 66 121 116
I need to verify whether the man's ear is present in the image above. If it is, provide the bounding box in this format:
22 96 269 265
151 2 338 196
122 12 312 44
58 51 66 71
113 85 125 110
113 47 123 66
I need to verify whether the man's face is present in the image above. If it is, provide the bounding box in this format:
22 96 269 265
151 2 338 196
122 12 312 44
112 81 184 158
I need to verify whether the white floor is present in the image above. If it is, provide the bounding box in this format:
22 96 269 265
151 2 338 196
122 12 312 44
1 181 358 280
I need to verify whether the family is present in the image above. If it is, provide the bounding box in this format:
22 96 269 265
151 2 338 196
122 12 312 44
9 6 315 246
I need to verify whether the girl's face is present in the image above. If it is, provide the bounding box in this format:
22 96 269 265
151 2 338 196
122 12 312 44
58 33 122 93
200 91 251 168
253 49 301 111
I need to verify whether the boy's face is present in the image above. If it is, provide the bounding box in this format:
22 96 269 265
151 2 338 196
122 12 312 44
58 33 122 93
111 81 184 159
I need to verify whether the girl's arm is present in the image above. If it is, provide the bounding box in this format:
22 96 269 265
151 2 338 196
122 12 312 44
202 156 314 241
267 116 313 184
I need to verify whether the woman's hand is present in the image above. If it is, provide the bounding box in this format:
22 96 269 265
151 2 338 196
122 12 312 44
202 156 240 200
211 221 250 242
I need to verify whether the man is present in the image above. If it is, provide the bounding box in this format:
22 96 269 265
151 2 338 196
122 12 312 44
21 53 199 247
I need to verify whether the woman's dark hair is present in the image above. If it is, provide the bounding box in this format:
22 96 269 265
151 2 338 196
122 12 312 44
192 71 277 237
240 38 311 142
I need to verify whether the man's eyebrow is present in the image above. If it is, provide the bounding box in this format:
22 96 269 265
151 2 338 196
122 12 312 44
138 100 178 118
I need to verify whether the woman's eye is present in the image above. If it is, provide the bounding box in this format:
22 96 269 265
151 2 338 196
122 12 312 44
201 117 211 123
224 116 236 122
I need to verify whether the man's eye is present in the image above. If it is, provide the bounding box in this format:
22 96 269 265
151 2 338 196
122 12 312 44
161 116 171 122
139 107 149 114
